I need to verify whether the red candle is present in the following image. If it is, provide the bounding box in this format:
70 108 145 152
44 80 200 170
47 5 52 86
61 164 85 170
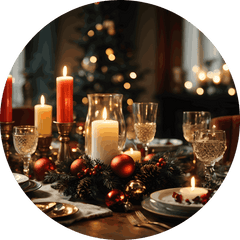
56 66 73 123
0 75 12 122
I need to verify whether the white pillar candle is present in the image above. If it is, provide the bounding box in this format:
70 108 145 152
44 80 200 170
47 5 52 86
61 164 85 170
91 107 119 164
180 177 208 200
124 148 141 162
34 95 52 137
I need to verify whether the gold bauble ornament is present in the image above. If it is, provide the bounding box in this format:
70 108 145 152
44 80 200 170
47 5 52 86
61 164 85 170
124 180 146 202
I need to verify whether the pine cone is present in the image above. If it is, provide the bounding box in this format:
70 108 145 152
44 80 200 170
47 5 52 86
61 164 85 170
76 177 93 200
135 164 162 194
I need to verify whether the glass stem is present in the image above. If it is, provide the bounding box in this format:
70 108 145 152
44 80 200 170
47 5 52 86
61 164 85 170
22 154 31 177
204 163 216 183
143 143 149 157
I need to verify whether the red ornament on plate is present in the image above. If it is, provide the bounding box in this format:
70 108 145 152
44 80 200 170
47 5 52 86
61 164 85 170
110 154 135 178
143 153 155 161
34 157 56 181
70 158 86 176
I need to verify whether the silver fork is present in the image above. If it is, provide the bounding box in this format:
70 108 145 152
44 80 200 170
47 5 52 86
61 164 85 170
127 214 162 233
135 211 171 230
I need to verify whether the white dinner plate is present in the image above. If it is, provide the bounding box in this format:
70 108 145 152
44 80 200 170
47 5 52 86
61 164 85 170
141 197 191 219
148 138 183 152
150 188 203 214
13 173 29 185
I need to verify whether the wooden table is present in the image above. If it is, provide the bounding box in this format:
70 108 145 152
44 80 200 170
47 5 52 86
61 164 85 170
67 206 184 240
27 189 185 240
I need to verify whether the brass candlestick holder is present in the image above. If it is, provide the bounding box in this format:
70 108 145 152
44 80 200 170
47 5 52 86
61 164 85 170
0 121 14 160
54 121 75 165
37 135 52 158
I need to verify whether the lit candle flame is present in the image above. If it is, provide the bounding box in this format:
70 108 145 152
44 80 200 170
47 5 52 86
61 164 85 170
40 95 45 105
63 66 67 77
191 176 195 191
130 148 133 154
103 107 107 120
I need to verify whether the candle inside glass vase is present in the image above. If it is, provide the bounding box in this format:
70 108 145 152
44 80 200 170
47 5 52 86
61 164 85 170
91 107 119 165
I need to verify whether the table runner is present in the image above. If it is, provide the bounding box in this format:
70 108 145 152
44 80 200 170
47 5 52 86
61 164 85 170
31 183 113 226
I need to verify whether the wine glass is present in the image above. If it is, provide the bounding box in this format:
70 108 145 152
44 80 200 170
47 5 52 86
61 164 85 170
13 126 38 177
192 129 227 183
132 102 158 157
182 111 211 143
182 111 211 174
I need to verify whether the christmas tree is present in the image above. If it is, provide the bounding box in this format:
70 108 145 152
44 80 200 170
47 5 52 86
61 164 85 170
72 1 148 121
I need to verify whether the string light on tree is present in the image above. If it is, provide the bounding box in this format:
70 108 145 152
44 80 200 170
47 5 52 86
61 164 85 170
213 75 221 84
198 71 207 81
95 23 103 31
124 82 131 89
82 97 88 105
222 64 229 71
106 48 114 56
192 65 200 73
196 87 204 95
228 88 236 96
127 98 133 105
129 72 137 79
90 56 97 63
108 54 116 61
207 71 214 79
88 30 94 37
184 81 193 90
101 66 108 73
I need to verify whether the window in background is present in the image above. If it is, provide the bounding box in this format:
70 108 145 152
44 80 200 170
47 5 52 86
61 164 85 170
10 50 25 108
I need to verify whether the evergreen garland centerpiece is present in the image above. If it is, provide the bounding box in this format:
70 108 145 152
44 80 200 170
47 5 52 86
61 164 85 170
43 152 185 201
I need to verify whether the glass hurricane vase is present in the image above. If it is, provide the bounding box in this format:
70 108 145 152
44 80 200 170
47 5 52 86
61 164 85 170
85 93 126 158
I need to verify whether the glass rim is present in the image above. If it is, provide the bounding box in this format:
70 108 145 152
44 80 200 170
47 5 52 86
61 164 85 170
13 125 37 129
183 111 210 114
132 102 158 106
194 129 226 134
87 93 123 97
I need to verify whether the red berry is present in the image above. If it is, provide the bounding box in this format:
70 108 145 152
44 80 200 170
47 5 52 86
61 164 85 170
94 165 98 169
92 170 97 175
158 158 164 163
77 172 83 178
160 161 166 167
176 194 182 203
201 198 208 204
156 162 160 167
172 192 178 198
98 165 102 170
84 168 89 175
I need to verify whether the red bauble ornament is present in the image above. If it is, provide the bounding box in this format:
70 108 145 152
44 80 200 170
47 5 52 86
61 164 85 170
70 158 86 176
110 154 135 178
105 189 126 210
34 158 56 181
143 153 155 161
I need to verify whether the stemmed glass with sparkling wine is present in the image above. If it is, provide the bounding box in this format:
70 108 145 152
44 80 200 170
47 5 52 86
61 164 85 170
13 126 38 177
192 129 227 183
132 102 158 157
182 111 211 144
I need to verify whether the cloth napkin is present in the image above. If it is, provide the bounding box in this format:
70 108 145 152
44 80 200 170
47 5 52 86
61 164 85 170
31 183 113 226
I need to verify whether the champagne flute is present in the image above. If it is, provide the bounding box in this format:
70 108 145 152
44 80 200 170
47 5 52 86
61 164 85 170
13 126 38 177
132 102 158 157
192 129 227 183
